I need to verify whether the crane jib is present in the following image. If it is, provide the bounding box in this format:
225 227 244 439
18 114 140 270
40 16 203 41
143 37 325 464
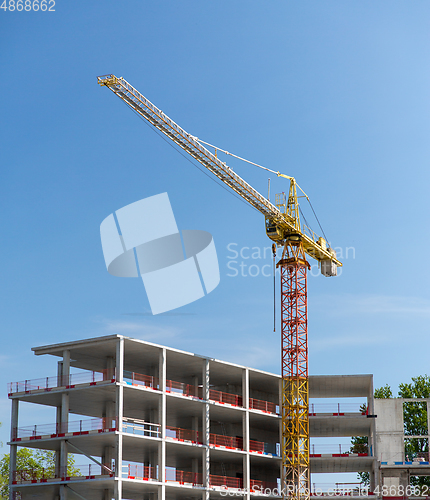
98 74 342 268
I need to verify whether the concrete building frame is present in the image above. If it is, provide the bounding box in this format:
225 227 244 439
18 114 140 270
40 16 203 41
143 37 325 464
8 335 377 500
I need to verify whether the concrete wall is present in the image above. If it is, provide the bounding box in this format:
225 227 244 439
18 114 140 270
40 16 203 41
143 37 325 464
375 399 404 463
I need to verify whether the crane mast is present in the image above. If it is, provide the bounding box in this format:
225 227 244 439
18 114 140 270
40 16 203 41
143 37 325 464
98 74 342 500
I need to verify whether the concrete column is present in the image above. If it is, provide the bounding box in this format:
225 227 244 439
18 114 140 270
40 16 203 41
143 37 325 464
242 369 250 499
63 350 70 386
60 391 69 478
202 359 210 500
60 484 67 500
192 415 199 442
60 349 71 474
102 445 113 474
105 400 116 430
192 458 199 474
9 398 18 500
55 361 63 477
368 377 376 491
159 348 166 500
115 337 124 500
106 356 115 381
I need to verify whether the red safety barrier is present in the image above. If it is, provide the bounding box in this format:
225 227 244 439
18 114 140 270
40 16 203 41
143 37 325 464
166 426 202 444
249 398 278 414
8 368 115 395
210 474 243 489
209 389 243 407
166 470 203 485
127 464 157 481
210 433 243 449
249 439 265 453
310 444 367 455
166 379 203 399
126 371 159 390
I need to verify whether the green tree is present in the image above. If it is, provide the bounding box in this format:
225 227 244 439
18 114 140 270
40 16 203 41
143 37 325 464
374 384 393 399
399 375 430 488
351 377 430 488
0 448 79 498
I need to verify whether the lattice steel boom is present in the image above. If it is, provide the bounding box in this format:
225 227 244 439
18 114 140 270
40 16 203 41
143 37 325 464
98 74 343 500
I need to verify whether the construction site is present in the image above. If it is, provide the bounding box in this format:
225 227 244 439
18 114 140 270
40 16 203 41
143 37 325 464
7 76 430 500
8 335 430 500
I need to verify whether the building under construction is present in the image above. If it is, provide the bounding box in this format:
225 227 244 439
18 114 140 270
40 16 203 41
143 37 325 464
8 334 430 500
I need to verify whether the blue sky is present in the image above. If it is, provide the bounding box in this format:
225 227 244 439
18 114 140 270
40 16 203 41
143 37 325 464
1 0 430 483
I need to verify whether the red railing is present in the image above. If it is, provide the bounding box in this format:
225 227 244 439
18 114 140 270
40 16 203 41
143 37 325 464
126 464 157 480
8 369 115 395
249 439 265 453
209 389 243 407
166 469 203 485
249 398 278 414
210 474 243 489
166 379 203 399
12 417 116 441
310 443 368 456
124 371 159 390
210 433 243 449
166 426 202 443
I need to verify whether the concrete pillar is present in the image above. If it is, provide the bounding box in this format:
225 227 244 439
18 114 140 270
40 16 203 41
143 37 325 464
60 484 67 500
63 350 70 386
55 361 63 477
9 399 18 500
102 445 113 474
202 359 210 500
115 338 124 500
105 400 116 430
159 348 166 500
60 391 69 477
106 356 115 381
150 450 157 479
60 351 70 480
368 375 376 491
242 369 250 499
192 415 199 442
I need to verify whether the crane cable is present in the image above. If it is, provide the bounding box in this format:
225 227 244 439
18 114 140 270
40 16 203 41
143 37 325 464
115 96 261 215
117 93 330 246
197 137 330 245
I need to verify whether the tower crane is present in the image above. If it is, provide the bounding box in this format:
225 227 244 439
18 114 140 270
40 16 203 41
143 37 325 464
97 74 342 500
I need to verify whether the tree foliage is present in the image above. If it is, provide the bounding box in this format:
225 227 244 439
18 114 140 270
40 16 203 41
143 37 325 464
398 375 430 488
0 448 79 498
351 376 430 487
374 384 393 399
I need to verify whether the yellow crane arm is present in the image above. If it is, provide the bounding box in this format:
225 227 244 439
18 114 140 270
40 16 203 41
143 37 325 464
97 74 342 270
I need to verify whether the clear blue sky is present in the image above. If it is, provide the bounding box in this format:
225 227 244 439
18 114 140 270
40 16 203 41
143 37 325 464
1 0 430 482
